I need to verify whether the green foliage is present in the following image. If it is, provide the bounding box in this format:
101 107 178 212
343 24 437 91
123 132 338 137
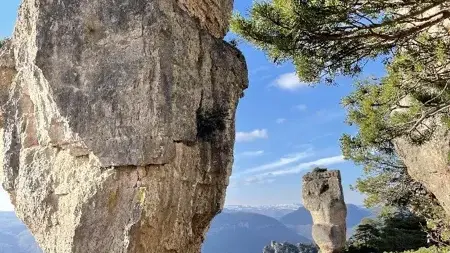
340 50 450 246
0 38 7 49
346 219 382 252
231 0 450 84
345 212 429 253
228 39 239 48
233 0 450 142
234 0 450 142
234 0 450 249
333 18 450 246
196 106 228 142
396 246 450 253
341 91 450 245
227 38 242 49
297 243 318 253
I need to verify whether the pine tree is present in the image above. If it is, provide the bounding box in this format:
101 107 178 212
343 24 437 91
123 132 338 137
231 0 450 84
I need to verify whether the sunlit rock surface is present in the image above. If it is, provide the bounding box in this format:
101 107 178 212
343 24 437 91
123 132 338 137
0 0 247 252
302 170 347 253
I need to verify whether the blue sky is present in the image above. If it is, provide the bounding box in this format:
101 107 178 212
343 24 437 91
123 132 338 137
0 0 387 211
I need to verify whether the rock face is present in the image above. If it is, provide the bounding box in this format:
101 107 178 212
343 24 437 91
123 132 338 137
0 0 248 252
391 95 450 216
395 123 450 215
177 0 234 38
302 169 347 253
391 7 450 218
0 40 16 188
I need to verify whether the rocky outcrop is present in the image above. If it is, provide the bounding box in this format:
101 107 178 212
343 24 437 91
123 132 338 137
263 241 318 253
0 0 248 252
391 95 450 216
177 0 234 38
395 123 450 215
0 40 16 189
302 169 347 253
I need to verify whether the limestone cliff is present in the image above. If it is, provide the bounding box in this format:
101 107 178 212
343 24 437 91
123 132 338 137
395 122 450 215
0 0 248 252
391 95 450 216
0 40 16 188
302 169 347 253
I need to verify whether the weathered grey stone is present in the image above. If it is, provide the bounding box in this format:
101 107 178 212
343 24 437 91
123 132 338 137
302 169 347 253
176 0 234 38
0 39 15 130
394 123 450 216
391 96 450 216
0 39 16 191
0 0 248 252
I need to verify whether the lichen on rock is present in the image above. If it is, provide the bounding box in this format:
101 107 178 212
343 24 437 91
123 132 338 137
0 0 247 252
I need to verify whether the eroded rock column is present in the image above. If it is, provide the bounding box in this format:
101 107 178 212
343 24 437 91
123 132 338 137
0 0 248 252
302 169 347 253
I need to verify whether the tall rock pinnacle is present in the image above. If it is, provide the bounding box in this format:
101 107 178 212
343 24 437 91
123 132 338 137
0 0 248 252
302 169 347 253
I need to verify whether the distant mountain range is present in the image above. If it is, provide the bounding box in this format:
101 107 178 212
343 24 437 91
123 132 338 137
202 212 310 253
224 204 302 219
279 204 373 240
201 204 373 253
0 204 373 253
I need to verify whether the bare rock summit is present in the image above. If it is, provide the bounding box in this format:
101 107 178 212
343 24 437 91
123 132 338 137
0 0 248 252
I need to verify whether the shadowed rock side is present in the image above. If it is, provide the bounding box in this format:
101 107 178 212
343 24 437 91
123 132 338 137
0 0 248 252
302 170 347 253
0 40 16 190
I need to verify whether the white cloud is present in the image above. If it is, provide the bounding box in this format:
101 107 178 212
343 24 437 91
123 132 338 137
294 104 307 111
234 151 313 177
276 118 286 124
236 129 268 142
244 177 275 185
274 72 308 90
256 155 345 178
240 150 265 157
